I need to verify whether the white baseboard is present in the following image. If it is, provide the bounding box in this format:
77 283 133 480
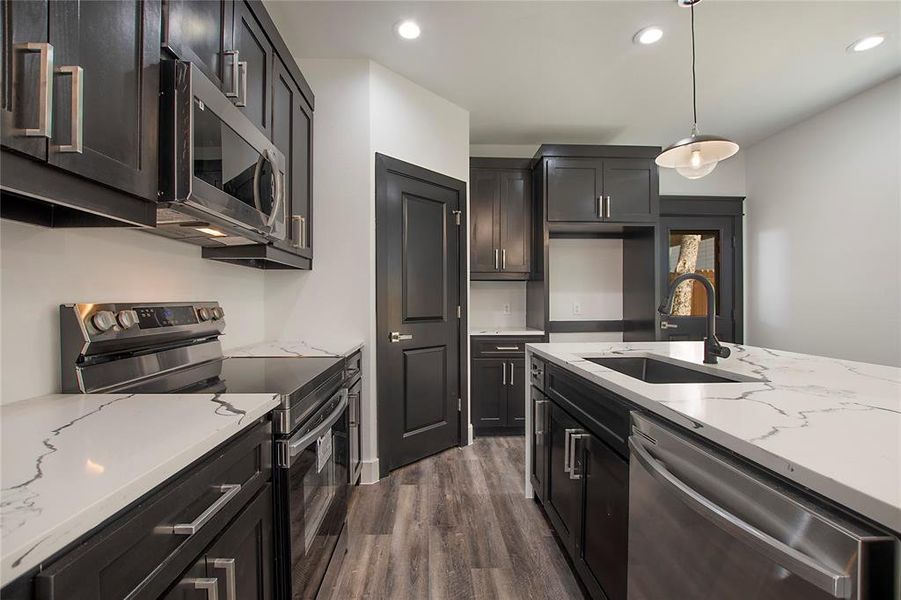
467 423 474 445
360 458 380 485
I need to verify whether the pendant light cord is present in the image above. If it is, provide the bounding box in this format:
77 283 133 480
691 1 698 129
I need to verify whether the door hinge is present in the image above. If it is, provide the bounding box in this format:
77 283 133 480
452 210 462 226
458 397 462 411
456 305 462 319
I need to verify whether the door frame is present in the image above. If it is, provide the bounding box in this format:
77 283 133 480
374 153 469 478
659 195 745 343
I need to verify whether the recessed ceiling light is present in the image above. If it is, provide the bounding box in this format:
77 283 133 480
634 26 664 45
396 20 421 40
848 34 886 52
195 226 226 237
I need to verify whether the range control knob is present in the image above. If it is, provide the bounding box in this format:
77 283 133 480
197 307 212 322
211 307 225 320
91 310 116 333
116 310 139 330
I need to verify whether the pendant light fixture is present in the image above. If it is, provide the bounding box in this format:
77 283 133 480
656 0 739 179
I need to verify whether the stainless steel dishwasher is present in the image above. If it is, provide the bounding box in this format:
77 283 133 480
627 413 897 600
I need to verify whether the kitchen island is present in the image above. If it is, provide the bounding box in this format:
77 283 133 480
525 341 901 533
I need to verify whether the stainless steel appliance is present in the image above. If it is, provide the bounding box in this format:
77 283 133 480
59 302 350 600
155 60 287 247
628 413 897 599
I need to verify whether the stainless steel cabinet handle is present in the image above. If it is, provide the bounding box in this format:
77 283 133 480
494 248 499 270
236 60 248 107
628 437 852 599
596 195 603 218
495 346 519 351
302 214 308 249
55 65 83 153
564 428 579 473
534 399 548 438
181 578 219 600
292 215 303 248
210 558 237 600
605 196 612 219
172 484 242 535
502 249 506 270
508 362 514 385
17 42 54 137
569 433 589 480
224 50 240 98
389 331 413 343
502 362 507 386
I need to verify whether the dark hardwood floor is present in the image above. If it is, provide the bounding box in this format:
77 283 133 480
325 436 584 599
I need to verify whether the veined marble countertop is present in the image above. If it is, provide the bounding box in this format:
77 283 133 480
471 328 545 337
526 341 901 533
227 339 364 358
0 392 279 585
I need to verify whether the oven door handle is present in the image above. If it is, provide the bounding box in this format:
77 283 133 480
288 390 348 458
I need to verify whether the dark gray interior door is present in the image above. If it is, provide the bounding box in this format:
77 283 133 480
659 215 738 343
376 154 465 476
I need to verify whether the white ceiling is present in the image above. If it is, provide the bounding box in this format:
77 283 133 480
266 0 901 147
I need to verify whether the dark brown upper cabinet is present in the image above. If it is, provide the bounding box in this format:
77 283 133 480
539 145 659 225
470 158 532 280
162 0 232 91
232 0 272 138
0 0 160 227
272 57 313 259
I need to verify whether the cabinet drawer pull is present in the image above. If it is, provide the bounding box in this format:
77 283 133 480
183 578 219 600
172 483 241 535
210 558 237 600
495 346 520 351
55 65 83 153
17 42 54 138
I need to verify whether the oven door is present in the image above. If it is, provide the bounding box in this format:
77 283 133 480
160 60 287 241
278 389 349 599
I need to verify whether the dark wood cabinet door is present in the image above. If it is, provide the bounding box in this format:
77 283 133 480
470 168 500 273
160 561 211 600
204 485 274 600
602 158 657 222
530 387 550 501
498 170 531 274
545 402 582 555
47 0 160 201
0 0 49 161
232 0 271 138
471 358 506 429
576 435 629 600
163 0 230 90
546 157 604 222
506 359 526 426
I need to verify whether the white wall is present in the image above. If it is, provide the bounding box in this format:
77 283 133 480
745 76 901 366
659 152 747 197
549 238 624 321
470 281 527 329
0 223 266 404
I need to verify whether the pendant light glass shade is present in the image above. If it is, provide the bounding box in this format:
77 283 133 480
657 1 739 179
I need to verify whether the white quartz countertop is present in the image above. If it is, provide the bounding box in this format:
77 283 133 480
227 339 364 358
527 341 901 533
0 392 279 584
471 328 545 337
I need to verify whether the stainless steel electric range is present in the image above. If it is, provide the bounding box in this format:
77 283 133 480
60 302 350 600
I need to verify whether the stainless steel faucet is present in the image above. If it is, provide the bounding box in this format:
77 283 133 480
657 273 731 365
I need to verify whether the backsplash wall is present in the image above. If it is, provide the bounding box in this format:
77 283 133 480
470 281 528 329
0 220 266 404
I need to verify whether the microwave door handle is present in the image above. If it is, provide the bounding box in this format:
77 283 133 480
288 391 348 459
628 437 852 599
266 165 284 231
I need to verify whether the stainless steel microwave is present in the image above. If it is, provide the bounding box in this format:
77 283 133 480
157 60 286 243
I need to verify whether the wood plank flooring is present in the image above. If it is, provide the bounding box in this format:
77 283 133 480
325 436 585 600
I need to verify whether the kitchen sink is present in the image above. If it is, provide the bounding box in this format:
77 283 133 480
585 356 747 384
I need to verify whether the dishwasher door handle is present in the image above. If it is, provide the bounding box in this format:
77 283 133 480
628 437 852 599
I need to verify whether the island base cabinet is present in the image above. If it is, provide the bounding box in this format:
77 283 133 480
574 435 629 600
544 402 583 556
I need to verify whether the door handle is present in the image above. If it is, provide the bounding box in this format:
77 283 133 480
494 248 499 270
502 248 506 270
605 196 612 219
508 362 514 385
569 433 589 480
224 50 240 98
563 428 579 473
389 331 413 343
236 60 248 107
55 65 83 153
16 42 54 137
502 362 507 386
209 558 237 600
660 321 679 330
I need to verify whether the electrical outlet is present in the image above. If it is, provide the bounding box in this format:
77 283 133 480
503 303 512 315
573 302 582 315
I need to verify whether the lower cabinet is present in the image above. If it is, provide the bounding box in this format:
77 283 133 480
532 372 631 600
471 358 525 433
